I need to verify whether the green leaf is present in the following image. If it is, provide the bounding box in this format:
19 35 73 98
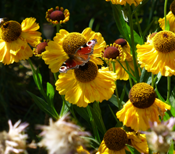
90 105 106 135
126 24 143 45
27 91 58 119
73 105 90 122
140 67 151 83
111 4 130 44
46 82 55 103
109 94 119 107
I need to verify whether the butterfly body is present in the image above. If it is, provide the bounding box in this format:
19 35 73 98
59 39 97 73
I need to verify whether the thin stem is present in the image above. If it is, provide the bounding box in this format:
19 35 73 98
164 0 168 28
111 61 121 108
127 4 139 83
134 12 144 44
56 24 61 33
167 76 171 101
152 73 155 88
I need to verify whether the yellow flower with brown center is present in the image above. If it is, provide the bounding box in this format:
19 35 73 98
55 61 116 107
116 83 171 131
105 0 143 6
101 39 135 80
42 28 106 73
46 6 70 24
96 127 148 154
158 0 175 33
137 31 175 76
0 18 41 64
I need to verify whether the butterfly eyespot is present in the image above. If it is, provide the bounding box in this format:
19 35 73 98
59 39 97 73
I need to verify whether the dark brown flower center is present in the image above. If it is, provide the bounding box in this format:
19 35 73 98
63 33 87 55
103 128 128 151
35 41 48 55
129 83 156 108
114 38 127 47
1 21 22 42
153 31 175 53
50 10 65 22
74 61 98 83
103 46 120 59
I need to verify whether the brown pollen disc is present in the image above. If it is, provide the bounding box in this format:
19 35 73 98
1 21 22 42
129 83 156 108
50 10 65 22
74 61 98 83
114 38 127 47
103 127 128 151
35 41 48 55
153 31 175 53
63 33 87 55
103 46 120 59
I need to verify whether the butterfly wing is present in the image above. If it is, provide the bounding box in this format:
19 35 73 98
75 39 97 63
59 55 85 73
59 39 97 73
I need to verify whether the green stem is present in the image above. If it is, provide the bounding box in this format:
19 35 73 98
56 24 61 33
28 58 48 102
167 76 171 101
54 73 58 82
152 73 155 88
127 4 139 83
111 61 121 108
60 95 66 116
86 105 101 143
164 0 168 28
134 12 144 44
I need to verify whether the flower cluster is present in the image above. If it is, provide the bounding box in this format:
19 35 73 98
1 0 175 154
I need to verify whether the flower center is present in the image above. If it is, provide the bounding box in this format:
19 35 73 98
63 33 87 55
153 31 175 53
170 0 175 15
0 21 22 42
114 38 127 47
50 10 65 22
103 128 128 151
35 40 48 55
74 61 98 83
129 83 156 108
104 47 120 59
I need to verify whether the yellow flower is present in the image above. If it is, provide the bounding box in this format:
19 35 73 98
105 0 143 6
0 17 41 64
96 127 148 154
55 61 117 107
158 0 175 33
137 31 175 76
127 132 148 154
116 83 171 131
42 27 106 73
46 6 70 24
101 39 135 80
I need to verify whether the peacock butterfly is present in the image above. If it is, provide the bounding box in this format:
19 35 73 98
59 39 97 73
